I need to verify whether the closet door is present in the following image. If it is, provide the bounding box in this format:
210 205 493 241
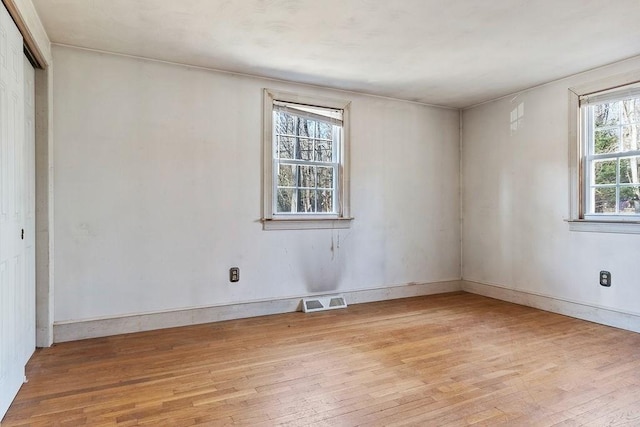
0 2 30 419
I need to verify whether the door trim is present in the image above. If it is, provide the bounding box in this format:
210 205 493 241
1 0 47 69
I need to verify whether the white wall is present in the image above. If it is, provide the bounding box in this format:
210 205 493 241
52 45 461 323
462 56 640 316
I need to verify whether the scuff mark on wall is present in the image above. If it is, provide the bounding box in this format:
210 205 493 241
297 230 345 293
330 232 334 260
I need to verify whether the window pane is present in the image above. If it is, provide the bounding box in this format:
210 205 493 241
306 120 317 138
594 102 620 127
593 160 617 185
317 166 334 189
315 140 333 162
317 190 334 213
297 189 316 213
296 118 311 137
298 165 315 188
593 128 619 154
277 136 294 159
319 122 332 139
619 186 640 214
275 112 294 134
620 157 640 184
275 112 286 133
622 125 640 152
297 138 313 161
622 99 640 124
277 188 294 213
594 187 616 213
278 164 295 187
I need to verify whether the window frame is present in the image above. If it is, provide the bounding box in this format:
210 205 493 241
582 92 640 220
568 71 640 234
262 89 352 230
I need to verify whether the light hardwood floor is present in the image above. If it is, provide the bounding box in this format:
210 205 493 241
3 292 640 426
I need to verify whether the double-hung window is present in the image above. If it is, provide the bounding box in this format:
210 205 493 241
262 89 351 230
581 85 640 220
568 75 640 233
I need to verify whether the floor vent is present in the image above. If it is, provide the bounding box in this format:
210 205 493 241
302 295 347 313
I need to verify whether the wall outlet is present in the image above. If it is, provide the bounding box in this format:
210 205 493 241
229 267 239 283
599 271 611 287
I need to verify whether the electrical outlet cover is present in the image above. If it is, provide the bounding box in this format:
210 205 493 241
230 267 239 282
599 270 611 287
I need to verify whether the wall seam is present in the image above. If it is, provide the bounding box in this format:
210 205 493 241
458 110 464 280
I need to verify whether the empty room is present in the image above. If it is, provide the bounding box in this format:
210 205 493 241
1 0 640 425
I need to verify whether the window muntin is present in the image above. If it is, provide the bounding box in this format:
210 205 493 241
273 102 341 215
582 87 640 219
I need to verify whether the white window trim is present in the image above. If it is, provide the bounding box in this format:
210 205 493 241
262 89 353 230
567 70 640 234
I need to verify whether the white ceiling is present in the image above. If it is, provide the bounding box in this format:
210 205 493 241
32 0 640 108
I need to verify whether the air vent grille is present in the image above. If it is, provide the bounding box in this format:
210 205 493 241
329 297 345 307
302 294 347 313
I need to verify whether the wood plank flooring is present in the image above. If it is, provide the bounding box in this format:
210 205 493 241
3 292 640 426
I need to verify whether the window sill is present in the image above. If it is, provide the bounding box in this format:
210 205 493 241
262 217 353 231
567 219 640 234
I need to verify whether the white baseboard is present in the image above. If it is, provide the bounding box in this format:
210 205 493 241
53 280 462 342
461 280 640 334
